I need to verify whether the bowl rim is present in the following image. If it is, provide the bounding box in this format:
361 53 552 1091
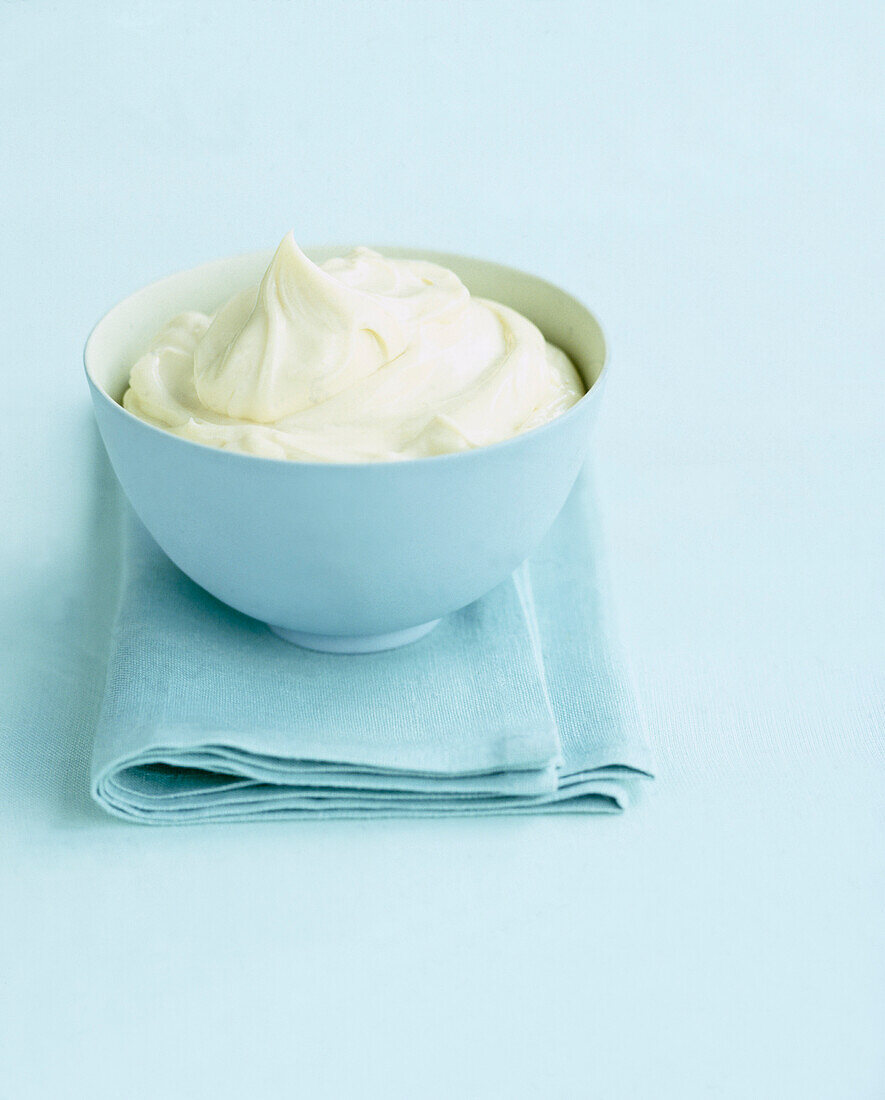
84 244 610 470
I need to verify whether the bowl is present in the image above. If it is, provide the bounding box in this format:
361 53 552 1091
85 246 608 653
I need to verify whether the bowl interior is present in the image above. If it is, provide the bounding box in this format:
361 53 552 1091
86 247 607 405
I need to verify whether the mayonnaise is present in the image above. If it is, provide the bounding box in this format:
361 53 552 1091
123 233 585 462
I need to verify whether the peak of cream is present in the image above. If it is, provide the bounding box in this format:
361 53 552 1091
193 233 409 421
123 234 585 462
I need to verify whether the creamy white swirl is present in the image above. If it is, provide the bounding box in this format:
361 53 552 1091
123 233 585 462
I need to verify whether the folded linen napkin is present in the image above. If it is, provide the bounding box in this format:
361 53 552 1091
91 472 653 822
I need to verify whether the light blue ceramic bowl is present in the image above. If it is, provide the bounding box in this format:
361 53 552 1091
85 247 608 652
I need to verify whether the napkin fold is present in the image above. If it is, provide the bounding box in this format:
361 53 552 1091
91 472 653 822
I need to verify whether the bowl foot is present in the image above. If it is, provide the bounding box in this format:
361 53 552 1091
268 619 441 654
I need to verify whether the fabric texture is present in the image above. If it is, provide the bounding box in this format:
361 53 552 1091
91 472 653 822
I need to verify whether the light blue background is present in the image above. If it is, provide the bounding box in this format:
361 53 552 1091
1 1 883 1096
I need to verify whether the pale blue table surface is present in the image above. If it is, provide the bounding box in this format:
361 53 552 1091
1 2 883 1097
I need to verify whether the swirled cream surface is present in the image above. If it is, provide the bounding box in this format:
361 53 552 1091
123 233 585 462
